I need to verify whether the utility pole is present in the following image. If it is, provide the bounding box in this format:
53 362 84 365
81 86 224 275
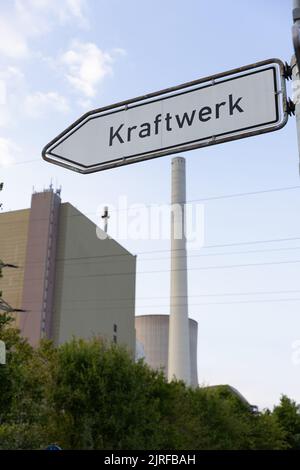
0 340 5 365
0 182 3 210
292 0 300 173
0 258 26 313
0 180 26 315
0 260 18 269
0 182 6 365
0 298 27 313
293 0 300 69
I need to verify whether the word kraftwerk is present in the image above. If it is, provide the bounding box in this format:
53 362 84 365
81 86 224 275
109 94 244 146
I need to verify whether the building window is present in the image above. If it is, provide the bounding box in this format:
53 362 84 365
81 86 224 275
113 324 117 333
113 335 117 344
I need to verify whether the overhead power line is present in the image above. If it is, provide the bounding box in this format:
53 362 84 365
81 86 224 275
50 297 300 313
7 237 300 269
4 158 42 166
23 258 300 283
0 184 300 225
56 288 300 303
134 298 300 308
50 244 300 263
2 158 300 202
2 244 297 270
137 298 300 308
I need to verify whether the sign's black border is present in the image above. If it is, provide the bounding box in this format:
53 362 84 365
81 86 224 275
49 67 278 166
42 59 288 174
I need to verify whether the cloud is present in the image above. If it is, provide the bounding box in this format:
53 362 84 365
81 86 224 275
77 98 93 111
0 138 20 167
61 41 115 97
61 0 89 28
0 19 29 59
0 0 89 60
0 81 6 107
0 67 68 125
24 91 70 118
0 67 25 127
15 0 89 30
0 78 10 127
112 48 127 58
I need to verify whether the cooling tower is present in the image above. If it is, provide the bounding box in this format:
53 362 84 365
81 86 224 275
135 314 198 387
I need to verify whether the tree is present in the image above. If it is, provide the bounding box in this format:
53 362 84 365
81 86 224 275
273 395 300 449
46 338 166 449
0 328 296 450
0 245 35 446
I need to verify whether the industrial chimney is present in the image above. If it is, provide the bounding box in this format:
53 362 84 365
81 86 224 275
168 157 191 385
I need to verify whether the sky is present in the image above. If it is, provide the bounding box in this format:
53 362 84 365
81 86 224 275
0 0 299 409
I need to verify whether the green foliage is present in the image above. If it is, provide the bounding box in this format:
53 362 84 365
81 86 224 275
47 339 165 449
0 322 297 450
273 395 300 449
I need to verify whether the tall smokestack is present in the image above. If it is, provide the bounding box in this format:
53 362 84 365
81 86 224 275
168 156 191 385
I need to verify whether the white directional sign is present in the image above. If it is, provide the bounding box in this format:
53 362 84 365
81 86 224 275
42 59 288 173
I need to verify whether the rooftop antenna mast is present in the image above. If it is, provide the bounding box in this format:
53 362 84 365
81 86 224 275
101 206 110 233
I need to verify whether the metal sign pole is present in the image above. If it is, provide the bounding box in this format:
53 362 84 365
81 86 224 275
292 0 300 174
291 56 300 174
293 0 300 69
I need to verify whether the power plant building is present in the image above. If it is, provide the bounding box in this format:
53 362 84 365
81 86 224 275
0 188 136 353
135 314 198 387
1 156 197 385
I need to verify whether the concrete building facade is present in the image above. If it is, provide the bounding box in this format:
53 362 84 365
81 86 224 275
0 188 136 353
135 314 198 387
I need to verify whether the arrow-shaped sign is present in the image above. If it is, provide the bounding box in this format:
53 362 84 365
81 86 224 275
42 59 288 174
